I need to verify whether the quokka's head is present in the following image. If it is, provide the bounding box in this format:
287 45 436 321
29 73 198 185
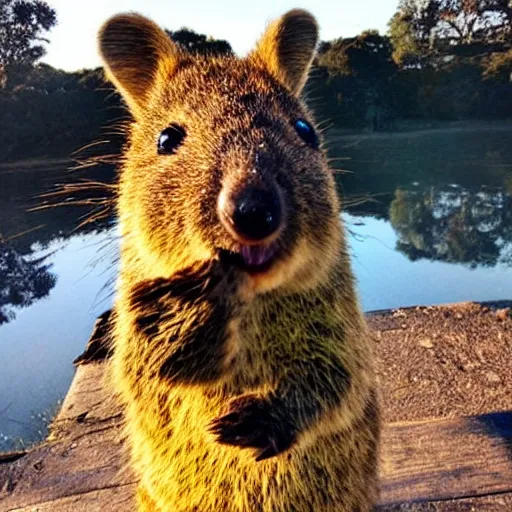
99 9 341 294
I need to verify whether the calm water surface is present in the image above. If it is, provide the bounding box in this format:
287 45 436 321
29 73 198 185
1 124 512 450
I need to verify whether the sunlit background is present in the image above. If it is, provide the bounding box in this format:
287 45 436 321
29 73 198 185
43 0 398 71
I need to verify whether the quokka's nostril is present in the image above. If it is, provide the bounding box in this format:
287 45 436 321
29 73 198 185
232 187 282 241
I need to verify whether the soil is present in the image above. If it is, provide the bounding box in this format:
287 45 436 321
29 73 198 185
369 301 512 424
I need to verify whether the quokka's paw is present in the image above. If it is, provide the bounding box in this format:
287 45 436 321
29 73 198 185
208 394 296 461
129 258 243 308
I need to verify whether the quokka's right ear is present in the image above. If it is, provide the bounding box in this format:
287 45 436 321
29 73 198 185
249 9 318 97
98 13 181 117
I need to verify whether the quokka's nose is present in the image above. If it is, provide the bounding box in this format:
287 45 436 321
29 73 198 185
220 186 282 242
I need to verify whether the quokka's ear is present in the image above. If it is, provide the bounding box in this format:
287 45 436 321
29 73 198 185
98 13 181 116
249 9 318 96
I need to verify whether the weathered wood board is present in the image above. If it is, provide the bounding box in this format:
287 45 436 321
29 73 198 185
379 412 512 505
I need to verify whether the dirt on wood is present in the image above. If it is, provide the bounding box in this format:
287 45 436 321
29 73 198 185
369 302 512 424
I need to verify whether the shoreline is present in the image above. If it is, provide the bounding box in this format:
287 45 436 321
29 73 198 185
1 119 512 170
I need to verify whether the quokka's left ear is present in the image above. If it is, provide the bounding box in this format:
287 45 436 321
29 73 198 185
98 13 182 117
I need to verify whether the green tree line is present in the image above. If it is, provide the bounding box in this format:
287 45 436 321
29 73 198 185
1 0 511 162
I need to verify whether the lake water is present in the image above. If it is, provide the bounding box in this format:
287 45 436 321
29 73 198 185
1 124 512 451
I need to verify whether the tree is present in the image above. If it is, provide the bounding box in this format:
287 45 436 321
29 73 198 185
166 28 233 56
318 31 396 80
389 0 512 67
313 31 398 129
387 1 512 119
0 0 57 86
0 64 124 161
482 48 512 82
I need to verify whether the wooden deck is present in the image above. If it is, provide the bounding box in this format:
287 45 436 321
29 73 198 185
1 304 511 511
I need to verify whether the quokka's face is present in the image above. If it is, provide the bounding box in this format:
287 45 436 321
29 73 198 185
100 10 341 293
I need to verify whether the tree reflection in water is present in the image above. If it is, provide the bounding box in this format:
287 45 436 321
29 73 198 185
0 239 56 325
0 161 116 326
389 186 512 268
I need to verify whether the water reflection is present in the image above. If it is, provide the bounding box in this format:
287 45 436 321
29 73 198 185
0 161 117 451
389 186 512 268
333 125 512 270
0 162 115 326
0 241 56 324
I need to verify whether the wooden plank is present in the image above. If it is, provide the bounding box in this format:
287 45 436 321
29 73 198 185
0 420 133 510
52 366 512 507
379 412 512 505
8 483 136 512
377 491 512 511
51 363 120 426
0 364 135 511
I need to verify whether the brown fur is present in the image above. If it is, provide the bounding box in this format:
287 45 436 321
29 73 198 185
99 9 380 511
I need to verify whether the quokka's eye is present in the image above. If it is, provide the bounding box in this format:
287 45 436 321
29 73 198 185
157 124 186 155
294 119 319 149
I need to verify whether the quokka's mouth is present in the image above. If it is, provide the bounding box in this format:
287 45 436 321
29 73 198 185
219 242 279 275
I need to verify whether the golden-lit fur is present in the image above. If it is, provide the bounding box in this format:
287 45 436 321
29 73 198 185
99 9 380 512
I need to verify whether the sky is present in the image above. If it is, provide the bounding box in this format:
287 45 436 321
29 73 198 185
43 0 400 72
